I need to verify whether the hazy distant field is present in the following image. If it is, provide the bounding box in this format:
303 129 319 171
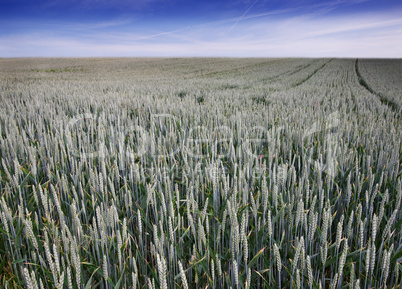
0 58 401 288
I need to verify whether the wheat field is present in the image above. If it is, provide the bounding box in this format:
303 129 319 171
0 58 401 288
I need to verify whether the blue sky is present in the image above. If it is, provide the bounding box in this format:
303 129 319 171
1 0 401 57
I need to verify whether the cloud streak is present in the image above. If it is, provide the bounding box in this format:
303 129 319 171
1 0 401 57
229 0 259 31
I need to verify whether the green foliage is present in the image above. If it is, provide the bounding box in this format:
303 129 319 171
0 57 401 288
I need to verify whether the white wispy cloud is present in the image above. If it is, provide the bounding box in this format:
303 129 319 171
229 0 260 31
223 0 370 27
1 1 401 58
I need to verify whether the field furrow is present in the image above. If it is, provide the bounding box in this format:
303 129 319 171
0 58 401 289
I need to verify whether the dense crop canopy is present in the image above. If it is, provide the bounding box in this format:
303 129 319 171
0 58 401 288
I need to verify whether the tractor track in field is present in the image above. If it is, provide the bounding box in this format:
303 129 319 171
200 59 279 78
259 59 319 85
256 59 333 94
355 59 400 115
292 58 334 88
287 59 321 76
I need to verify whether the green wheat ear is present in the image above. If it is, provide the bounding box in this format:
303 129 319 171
0 58 401 288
